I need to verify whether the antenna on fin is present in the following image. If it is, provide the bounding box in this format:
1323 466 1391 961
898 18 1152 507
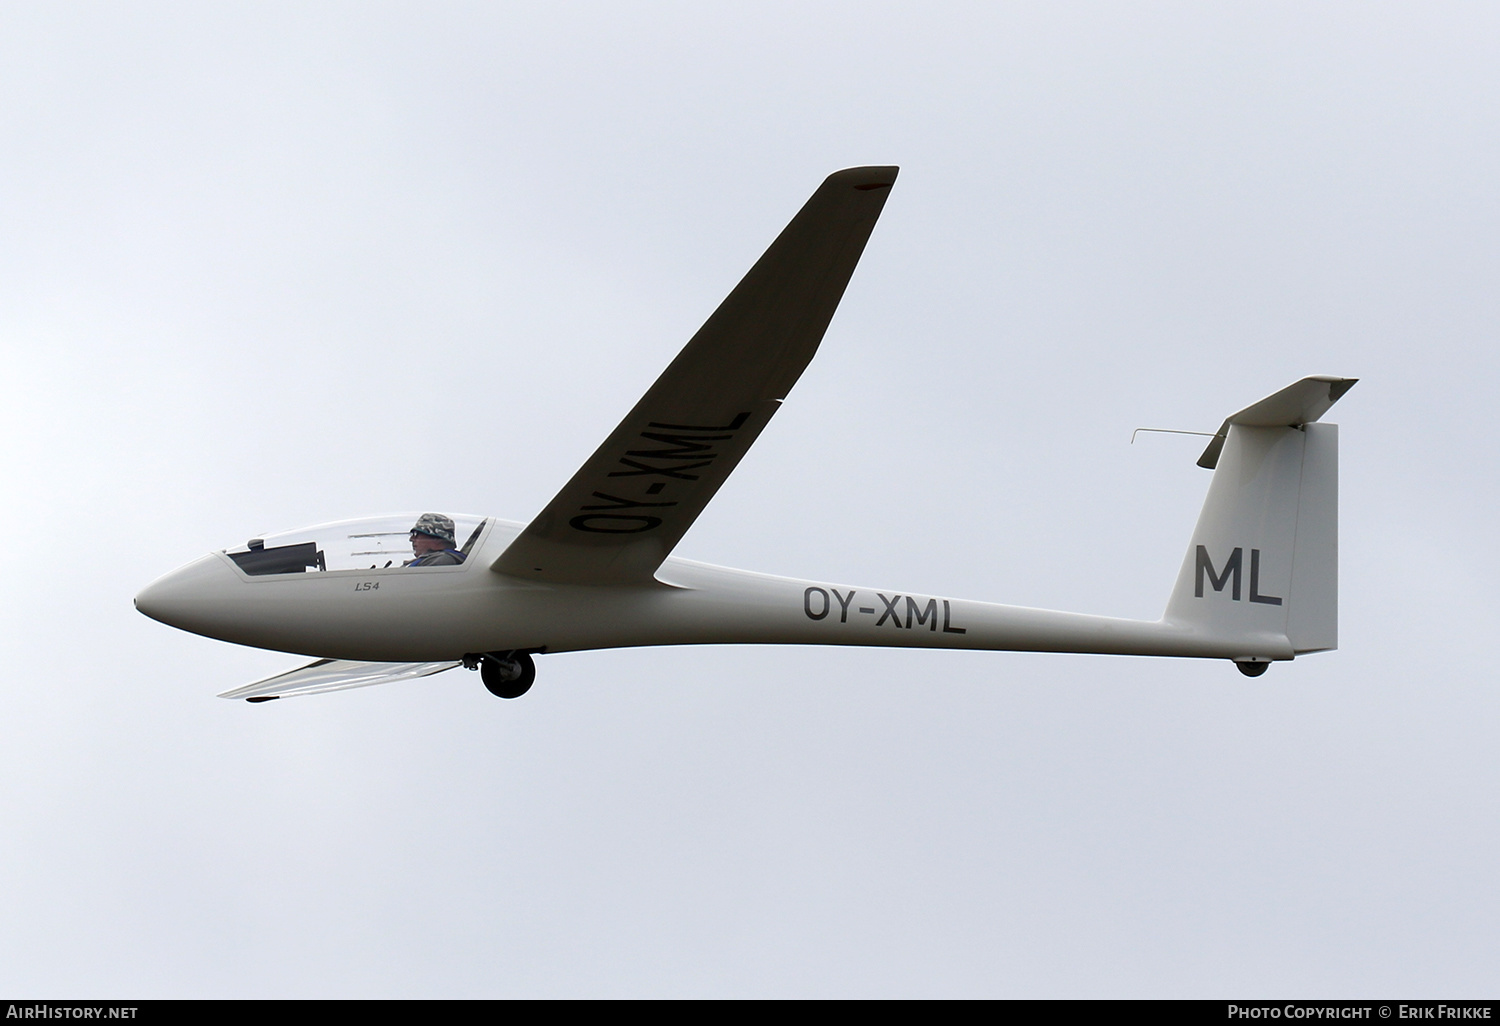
1131 428 1216 445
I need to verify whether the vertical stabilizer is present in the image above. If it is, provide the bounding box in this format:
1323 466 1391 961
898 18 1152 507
1164 378 1353 659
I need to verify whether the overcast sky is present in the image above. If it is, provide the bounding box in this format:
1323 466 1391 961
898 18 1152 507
3 2 1498 997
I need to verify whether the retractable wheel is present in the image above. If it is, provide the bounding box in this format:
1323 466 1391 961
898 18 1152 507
481 651 536 699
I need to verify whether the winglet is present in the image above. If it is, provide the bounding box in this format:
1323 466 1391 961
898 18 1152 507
1197 376 1358 469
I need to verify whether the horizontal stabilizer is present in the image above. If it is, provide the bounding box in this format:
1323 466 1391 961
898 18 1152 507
1198 376 1357 468
219 659 461 701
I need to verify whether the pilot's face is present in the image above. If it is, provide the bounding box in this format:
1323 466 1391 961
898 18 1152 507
411 532 446 556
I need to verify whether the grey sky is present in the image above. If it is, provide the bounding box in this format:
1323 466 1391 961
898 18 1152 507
2 2 1497 996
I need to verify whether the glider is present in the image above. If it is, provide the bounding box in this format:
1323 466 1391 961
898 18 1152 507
135 166 1356 701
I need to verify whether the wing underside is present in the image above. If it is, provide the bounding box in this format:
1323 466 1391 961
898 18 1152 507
492 165 899 586
219 659 462 701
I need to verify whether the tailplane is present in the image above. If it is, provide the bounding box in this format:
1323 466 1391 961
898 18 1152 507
1162 376 1356 668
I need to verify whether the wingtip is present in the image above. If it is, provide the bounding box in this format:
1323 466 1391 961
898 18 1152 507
824 165 899 191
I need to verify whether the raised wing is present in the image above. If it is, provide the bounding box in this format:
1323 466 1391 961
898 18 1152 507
219 659 461 701
493 166 899 585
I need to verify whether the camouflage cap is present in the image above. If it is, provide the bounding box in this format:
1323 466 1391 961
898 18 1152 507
410 513 456 545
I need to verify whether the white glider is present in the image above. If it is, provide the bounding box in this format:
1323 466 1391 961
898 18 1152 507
135 166 1356 701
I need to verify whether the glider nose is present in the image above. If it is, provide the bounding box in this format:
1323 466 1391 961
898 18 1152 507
135 553 238 632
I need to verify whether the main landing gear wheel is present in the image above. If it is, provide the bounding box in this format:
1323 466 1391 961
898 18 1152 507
1235 660 1270 677
479 651 536 699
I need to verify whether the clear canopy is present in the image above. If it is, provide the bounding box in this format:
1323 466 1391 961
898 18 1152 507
225 513 488 575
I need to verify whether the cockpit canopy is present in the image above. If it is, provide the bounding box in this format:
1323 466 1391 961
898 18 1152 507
225 513 488 575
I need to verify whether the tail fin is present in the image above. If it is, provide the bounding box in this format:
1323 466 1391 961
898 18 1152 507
1163 376 1356 658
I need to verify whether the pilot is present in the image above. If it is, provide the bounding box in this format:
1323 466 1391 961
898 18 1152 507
405 513 466 567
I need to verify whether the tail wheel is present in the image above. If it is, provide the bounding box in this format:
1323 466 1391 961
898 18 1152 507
481 651 536 699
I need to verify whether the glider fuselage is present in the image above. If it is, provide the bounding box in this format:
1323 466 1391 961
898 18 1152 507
135 517 1291 665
